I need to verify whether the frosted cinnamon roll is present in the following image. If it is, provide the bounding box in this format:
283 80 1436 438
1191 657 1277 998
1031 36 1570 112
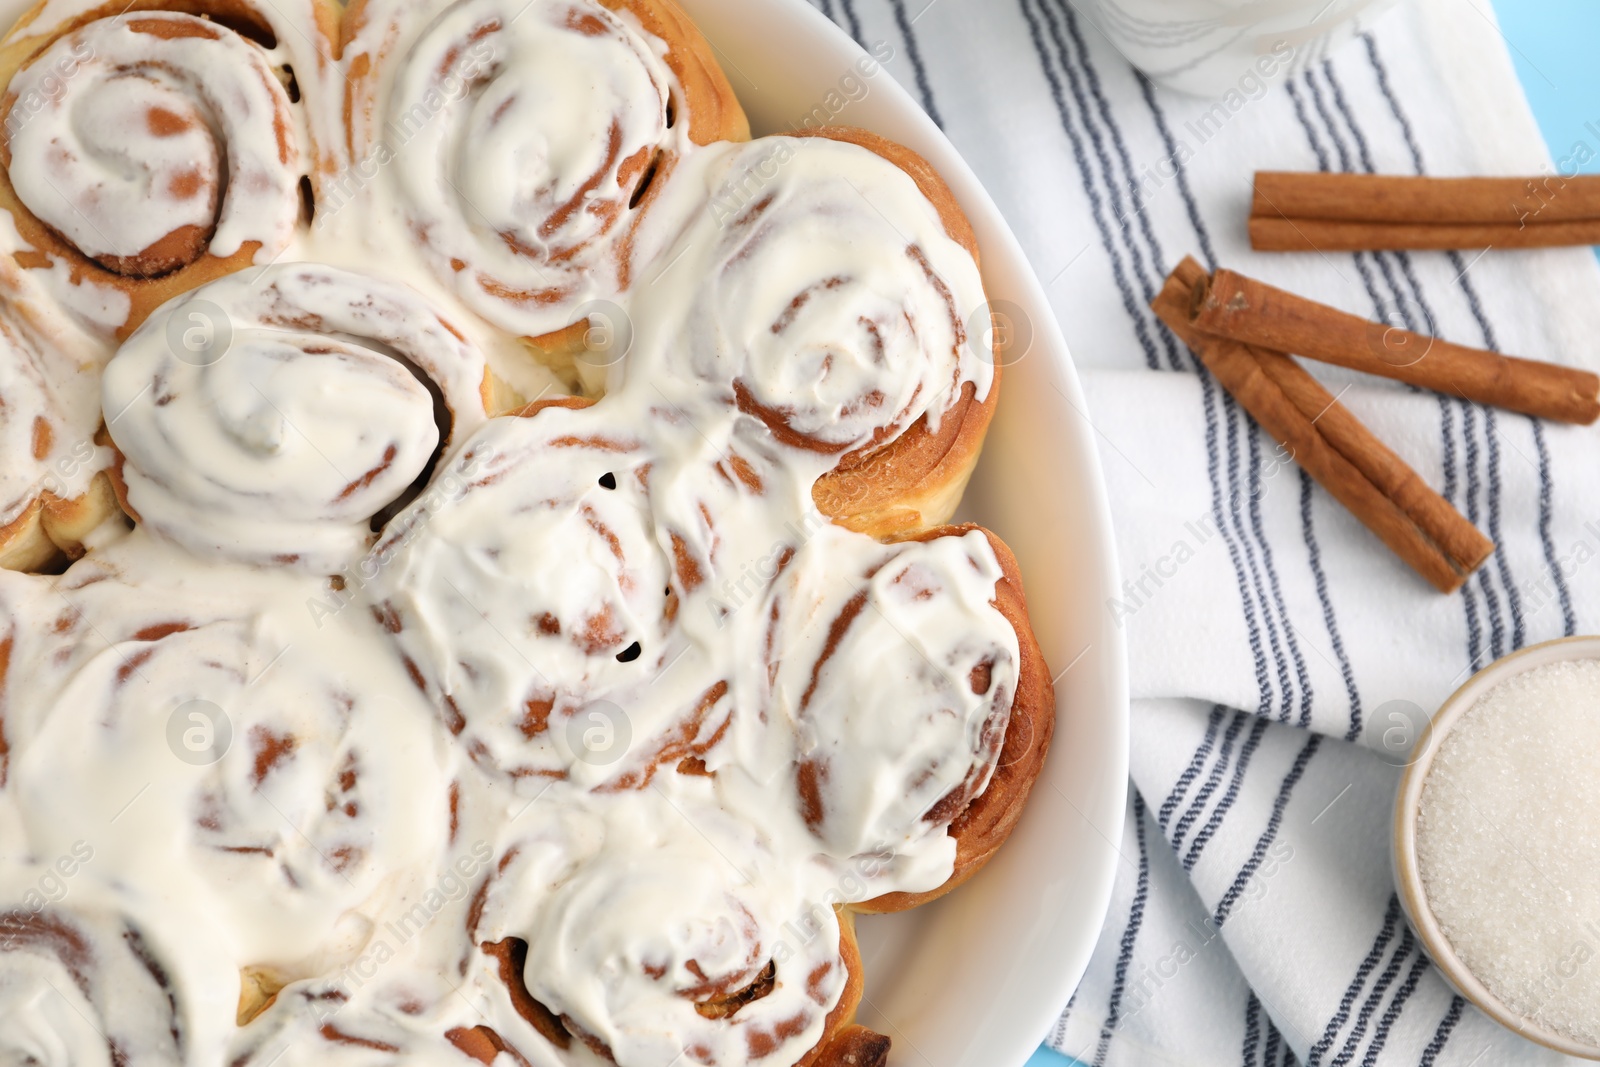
339 0 747 361
226 930 513 1067
1 543 453 1014
0 0 337 338
365 398 716 786
100 263 494 570
627 126 999 538
763 523 1052 912
231 999 510 1067
0 258 119 571
470 792 884 1066
0 904 184 1066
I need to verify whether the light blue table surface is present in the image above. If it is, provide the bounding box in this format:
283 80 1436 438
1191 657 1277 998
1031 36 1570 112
1494 0 1600 182
1023 4 1593 1066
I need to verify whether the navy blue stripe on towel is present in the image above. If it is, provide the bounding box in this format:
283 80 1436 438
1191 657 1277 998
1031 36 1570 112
1158 705 1227 831
885 0 944 126
1326 926 1419 1067
1244 992 1263 1066
1170 710 1247 853
1213 734 1321 928
833 0 866 46
1183 716 1270 871
1418 996 1467 1067
1094 791 1151 1067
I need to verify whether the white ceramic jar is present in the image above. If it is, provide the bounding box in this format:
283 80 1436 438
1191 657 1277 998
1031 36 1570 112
1066 0 1405 97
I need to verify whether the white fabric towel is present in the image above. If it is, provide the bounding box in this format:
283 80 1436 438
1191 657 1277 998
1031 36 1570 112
799 0 1600 1063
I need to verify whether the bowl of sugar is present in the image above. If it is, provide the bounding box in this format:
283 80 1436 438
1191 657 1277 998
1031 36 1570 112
1395 635 1600 1058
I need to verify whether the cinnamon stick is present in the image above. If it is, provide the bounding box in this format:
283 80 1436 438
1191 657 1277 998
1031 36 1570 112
1247 346 1494 576
1255 172 1600 224
1251 171 1600 250
1189 268 1600 425
1249 216 1600 252
1154 257 1491 593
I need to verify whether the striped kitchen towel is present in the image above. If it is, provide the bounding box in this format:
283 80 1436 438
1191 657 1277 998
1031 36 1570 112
803 0 1600 1064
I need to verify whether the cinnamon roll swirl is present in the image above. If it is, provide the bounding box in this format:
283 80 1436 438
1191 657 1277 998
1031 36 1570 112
471 792 883 1066
100 263 495 570
367 399 702 786
0 0 336 337
764 523 1053 912
0 904 184 1067
339 0 748 355
627 126 999 538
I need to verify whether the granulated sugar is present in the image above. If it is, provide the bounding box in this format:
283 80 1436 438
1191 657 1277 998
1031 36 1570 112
1417 658 1600 1046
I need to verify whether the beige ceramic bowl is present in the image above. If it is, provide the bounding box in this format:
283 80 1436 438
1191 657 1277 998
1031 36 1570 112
1393 634 1600 1060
